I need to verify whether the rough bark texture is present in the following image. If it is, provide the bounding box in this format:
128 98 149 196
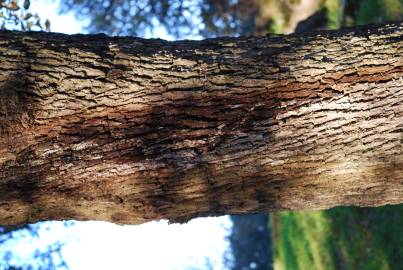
0 22 402 225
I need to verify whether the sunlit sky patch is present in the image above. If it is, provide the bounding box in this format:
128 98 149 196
1 218 232 270
30 0 86 34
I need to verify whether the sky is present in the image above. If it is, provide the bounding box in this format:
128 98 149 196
30 0 86 35
29 0 176 39
0 1 233 269
1 218 233 270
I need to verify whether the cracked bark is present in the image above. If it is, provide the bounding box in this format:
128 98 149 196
0 22 402 225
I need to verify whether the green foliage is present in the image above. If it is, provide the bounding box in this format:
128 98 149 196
321 0 403 30
323 0 342 29
0 0 50 31
355 0 402 24
273 205 403 270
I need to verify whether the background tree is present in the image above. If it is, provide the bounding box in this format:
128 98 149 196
58 0 258 38
58 0 402 38
228 214 272 270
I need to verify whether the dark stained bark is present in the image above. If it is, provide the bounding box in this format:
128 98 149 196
0 22 402 225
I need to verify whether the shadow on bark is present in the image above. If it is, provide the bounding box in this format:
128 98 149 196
0 44 44 222
47 82 282 223
1 26 401 224
0 39 81 224
0 32 287 224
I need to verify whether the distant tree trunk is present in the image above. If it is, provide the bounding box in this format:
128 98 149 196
0 22 402 225
229 214 272 270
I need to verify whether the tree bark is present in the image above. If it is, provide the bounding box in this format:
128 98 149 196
0 22 402 225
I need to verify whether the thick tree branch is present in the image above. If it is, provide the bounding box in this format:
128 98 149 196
0 22 402 225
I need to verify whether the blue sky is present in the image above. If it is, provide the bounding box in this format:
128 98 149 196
0 1 233 269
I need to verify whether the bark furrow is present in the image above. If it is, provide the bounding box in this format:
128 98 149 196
0 22 402 225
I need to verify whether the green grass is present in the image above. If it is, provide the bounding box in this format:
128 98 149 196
272 205 403 270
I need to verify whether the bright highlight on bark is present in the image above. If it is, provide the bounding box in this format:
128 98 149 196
0 21 402 225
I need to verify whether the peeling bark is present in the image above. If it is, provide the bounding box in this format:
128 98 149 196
0 22 402 225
